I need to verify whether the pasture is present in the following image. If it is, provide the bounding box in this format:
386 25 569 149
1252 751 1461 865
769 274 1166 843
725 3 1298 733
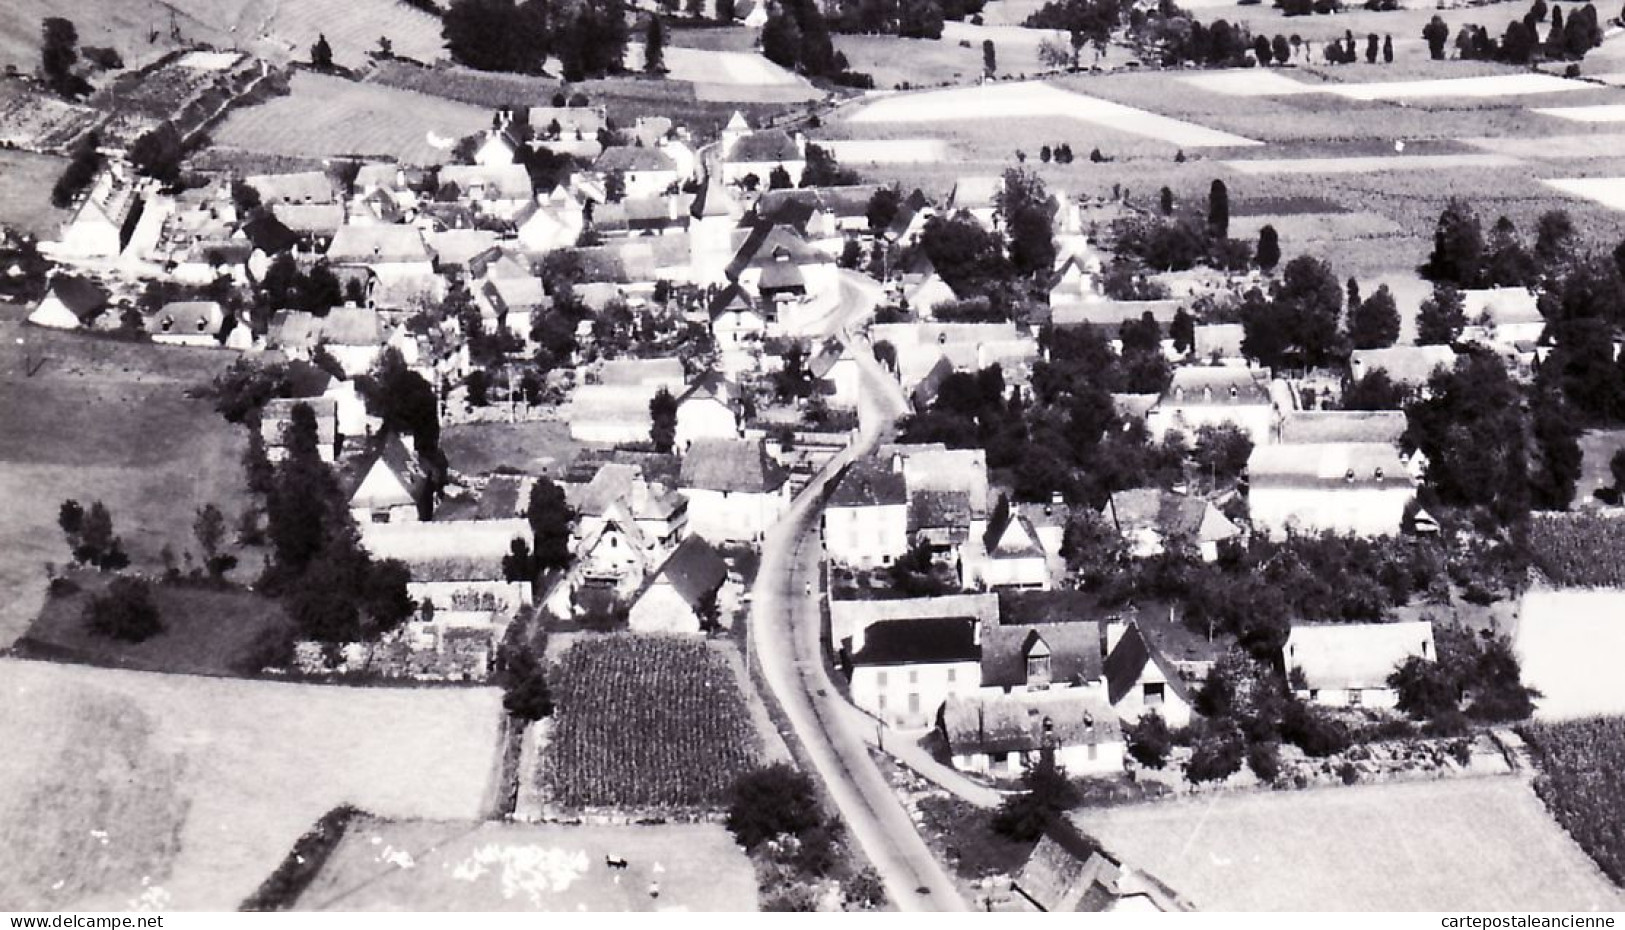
294 817 758 911
1076 778 1624 911
0 149 70 238
0 317 253 649
539 635 762 812
0 658 502 910
1516 588 1625 720
440 420 581 477
212 70 491 165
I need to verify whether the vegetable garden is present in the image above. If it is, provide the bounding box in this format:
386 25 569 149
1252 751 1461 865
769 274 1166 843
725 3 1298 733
1523 716 1625 887
541 635 762 812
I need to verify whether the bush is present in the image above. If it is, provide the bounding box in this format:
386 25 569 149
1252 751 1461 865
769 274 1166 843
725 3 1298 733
240 806 361 910
1281 702 1350 758
1126 712 1173 769
1247 740 1282 783
1186 722 1245 784
85 576 163 643
726 765 824 851
842 867 886 910
1337 761 1360 785
47 576 81 598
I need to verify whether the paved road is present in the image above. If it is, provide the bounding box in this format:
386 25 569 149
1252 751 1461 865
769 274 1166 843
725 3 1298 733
747 314 967 911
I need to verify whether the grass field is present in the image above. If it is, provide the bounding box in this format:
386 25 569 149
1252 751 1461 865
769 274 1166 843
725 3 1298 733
1517 588 1625 720
0 657 502 910
212 70 491 165
17 576 290 678
0 149 70 238
440 420 581 477
0 316 254 650
295 817 758 911
540 635 762 811
1076 778 1625 911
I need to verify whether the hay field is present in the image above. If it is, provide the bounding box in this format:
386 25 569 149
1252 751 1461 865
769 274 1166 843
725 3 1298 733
225 0 445 67
0 658 502 910
1224 152 1523 175
1516 588 1625 720
0 149 70 238
295 817 758 911
1077 778 1625 911
1541 177 1625 213
849 81 1261 147
0 317 252 649
1534 104 1625 123
212 71 490 165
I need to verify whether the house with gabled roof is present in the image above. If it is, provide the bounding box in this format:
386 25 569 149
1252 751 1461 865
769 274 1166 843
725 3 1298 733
1105 488 1240 562
1247 442 1415 540
1103 620 1194 727
1145 367 1277 446
825 461 910 570
349 434 433 524
148 300 224 346
438 164 534 218
1350 345 1458 391
28 275 109 330
627 535 731 634
948 176 1002 230
568 461 688 551
473 126 521 167
969 502 1060 591
710 284 766 373
689 177 746 285
595 145 681 199
718 121 806 188
515 188 585 252
246 171 336 205
849 616 982 728
728 223 838 305
679 437 791 543
883 188 933 246
808 339 862 409
55 166 146 260
1284 620 1435 709
942 689 1124 777
675 373 742 452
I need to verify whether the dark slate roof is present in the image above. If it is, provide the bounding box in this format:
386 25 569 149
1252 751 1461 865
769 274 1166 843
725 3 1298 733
1103 621 1194 705
725 223 825 280
709 282 758 319
981 622 1105 689
830 462 908 508
240 212 299 255
728 130 800 163
942 691 1121 758
757 256 806 292
654 535 729 608
46 275 110 318
1012 831 1120 913
851 617 979 666
680 438 787 494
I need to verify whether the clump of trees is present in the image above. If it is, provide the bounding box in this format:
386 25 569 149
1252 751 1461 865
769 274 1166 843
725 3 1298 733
441 0 630 79
58 499 130 571
41 17 92 98
86 576 163 643
1389 625 1539 727
51 131 102 209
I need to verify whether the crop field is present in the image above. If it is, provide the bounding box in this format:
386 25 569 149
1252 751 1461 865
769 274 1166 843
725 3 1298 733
0 81 100 151
0 317 253 649
1224 152 1522 175
1326 73 1590 101
212 70 491 165
1077 778 1624 911
294 817 758 911
0 658 502 910
0 149 70 239
540 635 762 811
1517 588 1625 720
1524 716 1625 888
817 138 952 164
235 0 445 67
848 80 1262 147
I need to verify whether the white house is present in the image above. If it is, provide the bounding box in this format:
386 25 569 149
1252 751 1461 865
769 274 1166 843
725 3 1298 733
1460 287 1544 350
825 462 910 570
515 188 586 253
849 616 982 729
595 146 681 200
1102 620 1194 728
1145 367 1277 445
439 164 535 219
678 438 791 544
147 301 225 346
674 375 742 452
473 127 521 167
969 505 1061 591
626 535 730 634
55 166 145 260
261 396 339 463
318 305 389 377
710 285 767 373
349 436 430 525
942 690 1125 777
28 276 109 330
1247 442 1416 540
718 119 806 188
1285 620 1436 710
809 340 863 409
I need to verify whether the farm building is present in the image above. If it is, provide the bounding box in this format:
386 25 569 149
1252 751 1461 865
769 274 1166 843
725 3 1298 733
829 591 1000 656
1246 442 1415 540
824 461 910 570
54 166 147 260
627 536 730 634
674 375 743 452
247 171 337 205
941 689 1124 777
1350 345 1458 390
848 616 982 729
967 502 1065 591
594 146 681 199
678 438 791 544
1103 621 1194 727
717 116 806 187
147 301 225 346
1145 367 1277 445
27 275 109 330
1284 620 1436 709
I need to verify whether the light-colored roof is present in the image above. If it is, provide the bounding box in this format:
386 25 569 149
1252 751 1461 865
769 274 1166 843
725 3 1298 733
727 130 800 164
949 176 1002 210
1107 489 1239 545
428 228 501 267
439 164 534 201
1350 345 1458 387
327 224 431 265
245 171 335 204
1193 323 1245 359
1284 620 1435 691
680 438 787 494
1162 367 1271 406
1278 410 1407 446
148 301 223 337
1247 442 1411 490
600 357 685 387
595 146 678 173
271 203 345 234
320 306 386 346
1462 287 1541 326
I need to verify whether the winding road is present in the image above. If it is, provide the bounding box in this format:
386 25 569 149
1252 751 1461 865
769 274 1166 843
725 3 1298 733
747 290 968 911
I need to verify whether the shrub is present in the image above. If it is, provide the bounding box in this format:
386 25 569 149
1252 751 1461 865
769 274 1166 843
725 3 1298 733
85 576 163 643
1247 741 1282 783
1186 722 1245 784
1281 702 1350 757
1126 712 1173 769
240 806 361 910
1337 761 1360 785
726 764 824 851
842 867 886 909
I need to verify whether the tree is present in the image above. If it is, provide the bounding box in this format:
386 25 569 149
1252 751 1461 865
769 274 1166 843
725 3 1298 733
41 17 88 97
1613 447 1625 494
1422 199 1484 288
726 764 824 850
194 503 235 579
1255 224 1281 272
1423 15 1450 58
761 6 804 68
499 642 554 719
1254 34 1273 63
1365 32 1379 62
1208 179 1230 240
800 143 858 187
1416 282 1467 346
1273 33 1292 63
644 14 667 73
1193 423 1254 483
1348 284 1401 349
768 164 794 190
359 349 440 453
75 500 128 570
866 186 902 235
1383 33 1394 61
442 0 551 73
650 386 678 453
1159 185 1174 216
58 500 85 547
999 166 1058 278
1186 721 1245 784
51 131 101 209
1343 368 1409 410
1171 307 1196 356
992 749 1081 840
527 477 575 572
311 33 334 68
983 38 997 74
86 577 163 643
1535 209 1577 276
717 0 736 20
1390 656 1460 721
1126 712 1173 768
1405 352 1533 519
1483 215 1535 288
1504 18 1537 62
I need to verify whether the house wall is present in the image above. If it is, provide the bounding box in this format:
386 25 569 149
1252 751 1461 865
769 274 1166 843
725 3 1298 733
973 555 1052 591
1113 665 1193 729
851 660 980 729
681 487 789 544
951 739 1124 778
28 297 83 330
628 581 703 634
1147 403 1277 446
328 343 383 378
827 358 862 409
824 502 909 570
720 159 807 187
675 398 739 451
1250 485 1414 541
622 169 679 199
59 211 122 259
351 503 419 525
1295 686 1400 710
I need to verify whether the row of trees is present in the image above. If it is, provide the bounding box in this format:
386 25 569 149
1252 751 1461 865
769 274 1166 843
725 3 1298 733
1423 1 1603 63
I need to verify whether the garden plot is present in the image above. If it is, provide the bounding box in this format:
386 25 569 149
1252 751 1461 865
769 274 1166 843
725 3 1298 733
1516 588 1625 719
1326 73 1590 100
848 81 1260 147
1532 104 1625 122
1077 778 1624 911
1462 133 1625 159
1542 177 1625 212
1179 70 1320 97
1228 211 1404 243
1225 153 1521 175
294 818 757 911
0 658 501 910
817 138 951 163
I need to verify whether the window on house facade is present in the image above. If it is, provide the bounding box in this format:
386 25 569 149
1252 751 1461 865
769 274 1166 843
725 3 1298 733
1026 655 1051 689
908 670 918 685
907 693 920 715
372 510 390 523
1143 682 1165 706
876 671 888 687
1348 689 1363 706
1087 743 1098 761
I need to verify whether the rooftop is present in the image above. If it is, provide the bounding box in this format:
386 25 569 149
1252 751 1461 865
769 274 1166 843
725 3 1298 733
1284 620 1435 691
851 616 980 666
